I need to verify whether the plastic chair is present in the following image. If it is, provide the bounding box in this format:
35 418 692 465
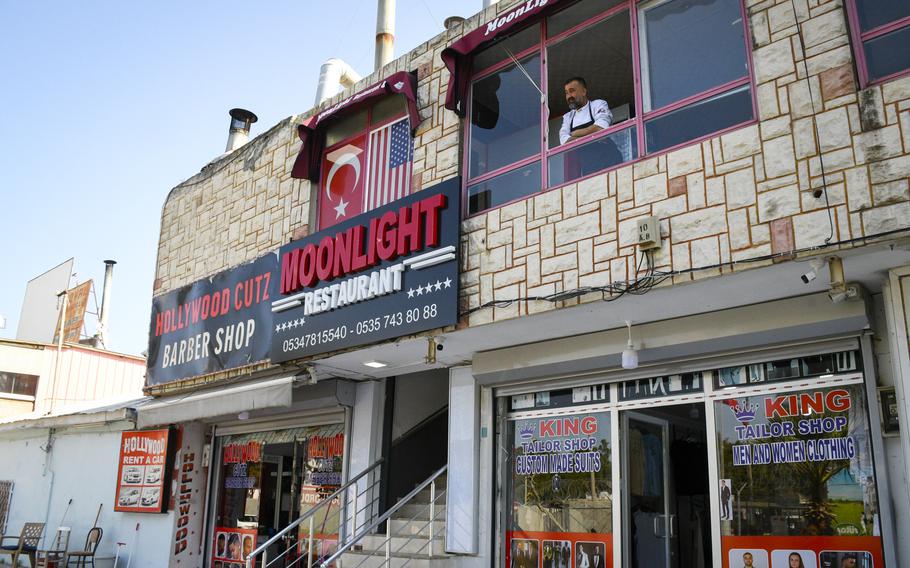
0 522 45 567
65 527 102 568
36 527 70 567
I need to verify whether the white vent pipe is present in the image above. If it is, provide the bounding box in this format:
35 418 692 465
314 59 362 106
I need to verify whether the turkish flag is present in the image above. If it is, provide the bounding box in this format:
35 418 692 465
319 133 366 230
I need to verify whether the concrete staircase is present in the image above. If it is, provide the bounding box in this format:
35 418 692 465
340 474 451 568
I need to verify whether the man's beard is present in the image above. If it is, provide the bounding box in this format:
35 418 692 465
567 100 577 110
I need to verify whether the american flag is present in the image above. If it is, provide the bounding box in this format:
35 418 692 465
365 118 412 211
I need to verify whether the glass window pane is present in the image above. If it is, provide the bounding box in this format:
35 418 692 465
11 375 38 397
371 94 406 126
855 0 910 31
715 383 882 541
473 23 541 73
547 11 634 149
547 0 624 38
470 55 542 178
324 108 367 147
640 0 748 110
864 26 910 82
644 86 753 153
467 161 541 215
548 126 637 186
506 411 613 563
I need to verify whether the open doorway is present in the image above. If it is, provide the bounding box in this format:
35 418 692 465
622 403 711 568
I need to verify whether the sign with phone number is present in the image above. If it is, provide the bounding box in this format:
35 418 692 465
270 179 460 362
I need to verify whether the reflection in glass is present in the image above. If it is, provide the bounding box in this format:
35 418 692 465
864 26 910 82
468 161 541 215
644 86 753 153
715 383 880 537
547 0 624 37
324 109 368 147
639 0 747 110
548 127 636 186
473 24 541 72
507 411 613 533
470 55 542 178
855 0 910 32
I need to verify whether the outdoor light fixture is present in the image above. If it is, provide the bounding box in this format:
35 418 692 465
238 411 250 420
363 360 388 368
621 320 639 370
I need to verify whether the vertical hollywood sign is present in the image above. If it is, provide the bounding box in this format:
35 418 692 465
174 450 195 555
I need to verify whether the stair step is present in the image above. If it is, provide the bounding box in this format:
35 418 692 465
357 533 445 554
340 550 454 568
388 518 444 537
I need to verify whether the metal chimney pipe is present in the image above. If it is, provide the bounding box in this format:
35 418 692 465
96 260 116 349
225 108 258 152
375 0 395 70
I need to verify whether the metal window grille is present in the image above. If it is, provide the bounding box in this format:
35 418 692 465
0 481 13 534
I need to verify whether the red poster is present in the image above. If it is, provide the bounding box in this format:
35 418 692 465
319 133 367 230
114 429 172 513
506 531 612 568
212 527 257 567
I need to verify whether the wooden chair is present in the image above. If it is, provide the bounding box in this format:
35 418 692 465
0 522 45 567
36 527 70 567
65 527 101 568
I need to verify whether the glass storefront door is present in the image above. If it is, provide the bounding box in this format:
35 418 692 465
498 349 887 568
209 424 345 568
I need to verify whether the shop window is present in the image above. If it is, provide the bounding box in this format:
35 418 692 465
319 96 410 231
847 0 910 85
715 383 880 538
505 411 614 567
0 372 38 398
464 0 754 215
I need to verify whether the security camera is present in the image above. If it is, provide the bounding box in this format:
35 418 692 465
829 283 860 303
435 335 446 351
800 258 826 285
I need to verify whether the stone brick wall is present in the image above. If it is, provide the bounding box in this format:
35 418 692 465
155 0 910 338
459 0 910 326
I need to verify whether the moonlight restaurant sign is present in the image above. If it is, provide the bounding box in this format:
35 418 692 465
270 178 460 362
146 254 278 386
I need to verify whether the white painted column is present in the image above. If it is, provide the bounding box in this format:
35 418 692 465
446 366 480 554
348 380 385 536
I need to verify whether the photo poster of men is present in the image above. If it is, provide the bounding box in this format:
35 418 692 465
506 533 611 568
722 539 883 568
720 478 733 521
211 527 257 568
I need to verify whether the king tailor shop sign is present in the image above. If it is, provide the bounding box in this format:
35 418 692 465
271 178 460 362
146 254 278 386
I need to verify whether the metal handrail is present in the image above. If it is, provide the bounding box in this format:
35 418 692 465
245 457 384 568
316 464 448 568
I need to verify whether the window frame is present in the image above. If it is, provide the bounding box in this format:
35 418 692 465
317 101 410 231
462 0 757 218
845 0 910 88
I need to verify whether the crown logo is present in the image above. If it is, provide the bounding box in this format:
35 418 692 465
731 400 759 423
519 424 535 440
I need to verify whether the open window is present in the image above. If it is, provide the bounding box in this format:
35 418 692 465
846 0 910 86
460 0 754 216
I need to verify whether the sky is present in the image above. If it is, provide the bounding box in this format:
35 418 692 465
0 0 482 356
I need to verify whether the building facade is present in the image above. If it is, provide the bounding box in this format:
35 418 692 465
140 1 910 568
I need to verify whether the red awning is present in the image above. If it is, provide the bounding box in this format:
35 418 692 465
291 71 420 181
442 0 568 116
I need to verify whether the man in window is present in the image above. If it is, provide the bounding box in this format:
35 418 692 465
559 77 612 145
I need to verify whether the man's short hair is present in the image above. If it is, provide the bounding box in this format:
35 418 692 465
564 76 587 88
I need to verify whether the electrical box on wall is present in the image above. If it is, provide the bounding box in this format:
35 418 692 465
637 216 661 251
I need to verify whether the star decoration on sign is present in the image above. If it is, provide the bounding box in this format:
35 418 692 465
334 198 349 219
434 280 443 291
443 277 452 288
407 288 415 298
